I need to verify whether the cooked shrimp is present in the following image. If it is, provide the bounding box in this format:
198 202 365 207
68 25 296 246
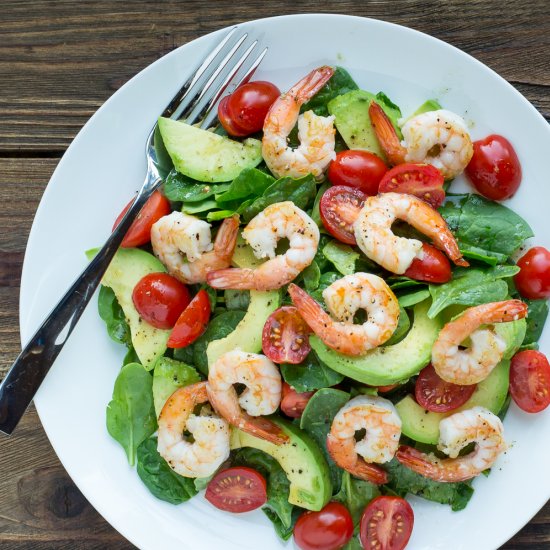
151 212 239 284
432 300 528 385
396 406 507 482
369 101 473 179
327 395 402 484
288 273 400 356
206 350 288 445
157 382 230 478
207 201 319 290
262 66 336 179
354 192 467 274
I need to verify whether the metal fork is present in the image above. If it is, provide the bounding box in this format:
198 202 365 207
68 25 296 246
0 27 267 435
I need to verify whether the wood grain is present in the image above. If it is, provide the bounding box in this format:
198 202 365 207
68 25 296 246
0 1 549 548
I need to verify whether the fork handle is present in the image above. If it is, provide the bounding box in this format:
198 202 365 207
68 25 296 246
0 174 162 435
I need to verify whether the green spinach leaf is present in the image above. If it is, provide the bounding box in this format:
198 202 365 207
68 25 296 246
311 181 331 228
323 240 359 275
299 261 321 292
398 289 430 308
98 285 131 347
281 352 344 393
310 272 341 304
215 168 275 204
523 298 549 345
335 471 380 527
163 169 230 202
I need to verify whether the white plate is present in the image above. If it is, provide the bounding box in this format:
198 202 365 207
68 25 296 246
20 14 550 550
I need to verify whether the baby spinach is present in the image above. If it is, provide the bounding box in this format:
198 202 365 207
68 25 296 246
427 265 520 318
163 169 230 202
398 289 430 308
323 241 359 276
263 507 302 541
301 261 321 291
311 181 331 228
180 199 218 215
106 363 157 466
215 168 275 204
281 352 344 393
98 285 131 348
310 271 341 304
335 471 380 527
300 388 350 490
523 298 549 345
440 194 533 264
137 438 198 504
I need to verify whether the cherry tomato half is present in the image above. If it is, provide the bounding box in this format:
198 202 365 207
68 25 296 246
262 306 311 364
465 134 522 200
403 243 452 284
328 150 388 196
280 382 315 419
510 350 550 413
113 190 171 248
415 363 477 413
218 81 280 137
319 185 367 245
294 502 354 550
378 163 445 209
205 467 267 513
167 289 211 348
359 496 414 550
514 246 550 299
132 273 191 329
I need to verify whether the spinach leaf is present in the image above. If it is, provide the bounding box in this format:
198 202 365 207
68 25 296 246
194 475 214 492
335 471 380 527
224 289 250 311
428 265 520 318
181 199 218 215
300 388 350 490
323 240 359 275
343 537 363 550
263 508 301 541
215 168 275 204
385 458 473 511
136 438 198 504
398 289 430 308
388 276 426 291
311 181 331 228
281 352 344 393
384 306 410 346
299 261 321 292
374 92 402 135
440 194 533 263
163 169 230 202
301 66 359 116
98 285 131 347
106 363 157 466
206 209 236 221
310 272 341 304
123 346 140 366
523 298 549 345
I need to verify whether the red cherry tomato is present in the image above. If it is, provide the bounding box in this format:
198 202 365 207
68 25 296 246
465 134 522 200
510 350 550 413
415 363 477 413
319 186 367 245
218 81 280 137
113 190 171 248
167 289 211 348
132 273 191 329
514 246 550 299
403 243 452 283
378 163 445 209
294 502 354 550
205 467 267 513
262 306 311 364
328 150 388 196
280 382 315 419
377 384 400 393
359 496 414 550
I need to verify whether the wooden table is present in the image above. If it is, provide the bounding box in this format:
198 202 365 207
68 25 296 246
1 1 549 548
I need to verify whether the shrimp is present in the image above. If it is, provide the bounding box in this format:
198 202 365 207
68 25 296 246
207 201 319 290
206 350 288 445
262 66 336 179
157 382 230 478
288 273 400 356
432 300 528 385
327 395 402 484
151 212 239 284
396 406 507 482
369 101 474 179
354 192 467 274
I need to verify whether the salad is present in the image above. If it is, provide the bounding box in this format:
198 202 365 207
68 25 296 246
95 65 550 550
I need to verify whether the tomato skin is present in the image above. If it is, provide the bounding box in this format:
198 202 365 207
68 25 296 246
378 163 445 208
359 496 414 550
465 134 522 200
415 363 477 413
262 306 311 364
328 150 388 195
514 246 550 299
294 502 354 550
510 350 550 413
113 190 171 248
132 273 191 329
205 467 267 513
319 185 367 245
218 81 280 137
280 382 315 419
377 384 400 393
403 243 452 283
167 289 211 348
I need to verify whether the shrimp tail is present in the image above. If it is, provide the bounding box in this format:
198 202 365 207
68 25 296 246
237 414 289 445
207 267 256 290
289 65 334 104
288 283 333 335
352 461 389 485
430 213 469 267
213 214 240 257
369 101 407 165
476 299 528 323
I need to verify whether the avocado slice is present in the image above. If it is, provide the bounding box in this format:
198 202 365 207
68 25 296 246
230 416 332 511
89 247 171 369
310 301 442 385
157 117 262 183
397 359 510 444
495 318 526 359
